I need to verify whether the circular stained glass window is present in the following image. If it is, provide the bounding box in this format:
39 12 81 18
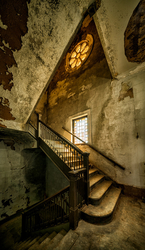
66 34 93 72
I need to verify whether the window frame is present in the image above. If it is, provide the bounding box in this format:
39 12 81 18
68 109 91 145
72 115 88 144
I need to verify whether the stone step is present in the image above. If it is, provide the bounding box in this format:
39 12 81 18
54 230 79 250
81 186 121 224
89 174 105 191
42 229 67 250
28 233 49 250
89 168 99 177
17 236 40 250
39 231 57 250
89 180 113 205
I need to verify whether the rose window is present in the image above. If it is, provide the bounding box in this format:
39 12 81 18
69 42 90 69
66 34 93 72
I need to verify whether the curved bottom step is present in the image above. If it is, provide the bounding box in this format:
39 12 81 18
81 186 121 224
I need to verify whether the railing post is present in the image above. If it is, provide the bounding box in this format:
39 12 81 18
22 212 26 240
36 112 39 148
83 152 90 205
69 171 79 230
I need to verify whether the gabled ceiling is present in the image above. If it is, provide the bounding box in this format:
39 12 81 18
0 0 144 130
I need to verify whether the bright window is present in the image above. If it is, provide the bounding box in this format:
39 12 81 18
73 116 88 144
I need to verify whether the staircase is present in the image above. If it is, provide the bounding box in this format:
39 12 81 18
24 120 122 238
14 229 78 250
81 166 121 224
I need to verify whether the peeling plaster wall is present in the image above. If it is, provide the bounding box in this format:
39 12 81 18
42 61 145 188
0 136 46 221
0 0 96 129
94 0 139 76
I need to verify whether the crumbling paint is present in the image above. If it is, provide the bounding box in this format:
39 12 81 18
0 0 29 91
2 198 13 208
0 122 7 128
119 83 134 101
0 139 15 150
24 186 30 193
43 18 110 111
0 97 15 120
125 0 145 63
1 213 9 218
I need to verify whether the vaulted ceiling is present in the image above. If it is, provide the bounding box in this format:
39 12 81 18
0 0 144 129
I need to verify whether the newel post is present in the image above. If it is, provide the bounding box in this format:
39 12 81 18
21 212 26 240
83 152 90 205
36 112 39 148
69 171 79 230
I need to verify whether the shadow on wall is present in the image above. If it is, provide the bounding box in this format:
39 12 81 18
22 148 46 200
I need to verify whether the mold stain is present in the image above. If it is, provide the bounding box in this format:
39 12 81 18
0 121 7 128
0 97 15 120
119 83 134 101
24 186 30 193
0 139 15 150
2 198 13 208
125 0 145 62
0 0 29 91
1 213 9 218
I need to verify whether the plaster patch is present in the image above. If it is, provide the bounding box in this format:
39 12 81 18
119 82 134 101
67 92 75 98
0 17 7 30
0 97 15 121
49 79 69 107
81 83 92 91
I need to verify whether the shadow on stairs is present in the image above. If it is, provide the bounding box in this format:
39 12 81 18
81 165 122 224
14 229 79 250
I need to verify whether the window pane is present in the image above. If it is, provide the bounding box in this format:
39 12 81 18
73 116 88 144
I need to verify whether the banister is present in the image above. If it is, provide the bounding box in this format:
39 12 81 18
39 120 85 155
62 126 125 171
22 185 70 238
23 185 70 216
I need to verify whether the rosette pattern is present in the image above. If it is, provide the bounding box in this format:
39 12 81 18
69 42 90 69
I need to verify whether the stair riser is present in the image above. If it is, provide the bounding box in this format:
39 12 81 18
90 176 105 192
89 170 99 178
89 186 112 206
81 210 113 225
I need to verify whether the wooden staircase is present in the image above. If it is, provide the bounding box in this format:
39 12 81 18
81 166 121 224
42 138 122 225
25 120 122 236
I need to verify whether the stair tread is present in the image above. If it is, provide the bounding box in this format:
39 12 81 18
18 236 40 250
89 168 98 175
40 231 57 249
82 186 121 217
54 230 79 250
89 180 113 200
90 174 104 187
28 233 49 250
42 229 67 250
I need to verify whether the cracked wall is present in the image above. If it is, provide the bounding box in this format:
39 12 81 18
0 134 46 221
40 16 145 188
0 0 96 129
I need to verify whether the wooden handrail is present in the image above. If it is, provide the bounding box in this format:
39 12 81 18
23 185 70 215
22 185 70 238
39 120 85 155
62 127 125 171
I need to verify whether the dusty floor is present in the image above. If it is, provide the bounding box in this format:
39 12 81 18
0 194 145 250
73 195 145 250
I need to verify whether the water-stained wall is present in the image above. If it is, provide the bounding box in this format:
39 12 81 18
40 18 145 189
0 0 96 129
0 130 46 221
